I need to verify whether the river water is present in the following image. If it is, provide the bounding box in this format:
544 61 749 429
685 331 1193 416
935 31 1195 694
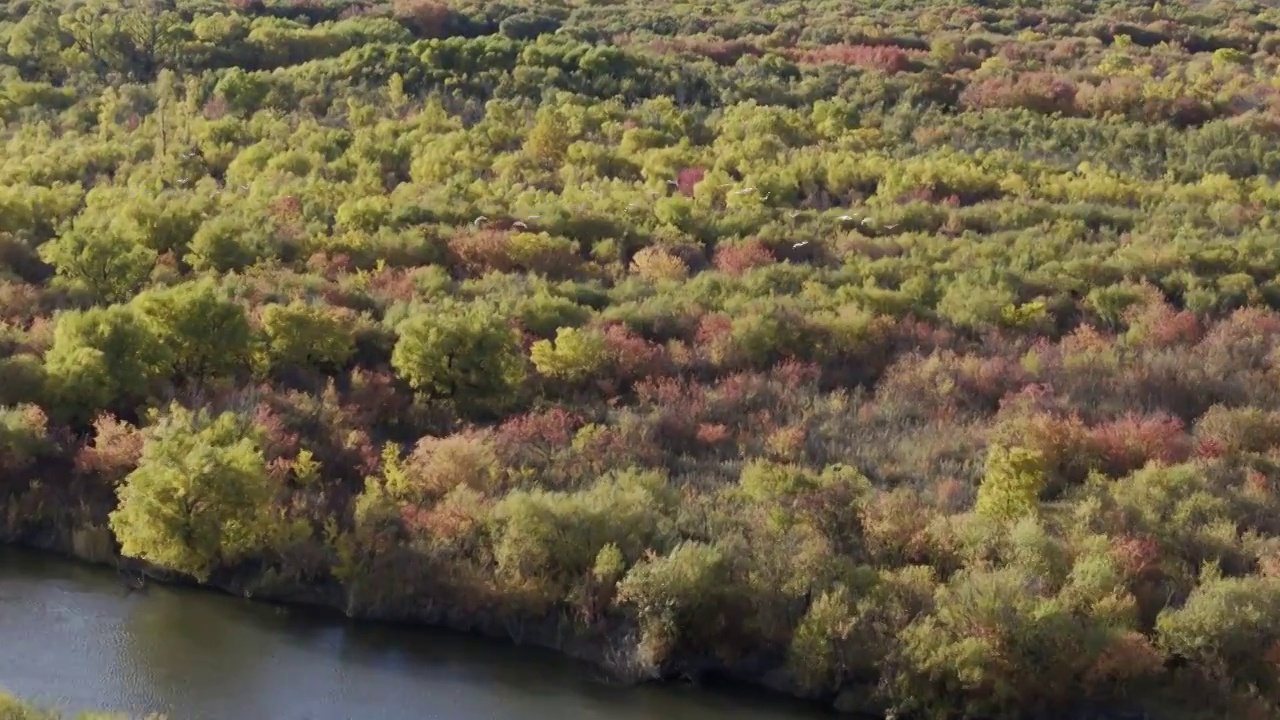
0 548 826 720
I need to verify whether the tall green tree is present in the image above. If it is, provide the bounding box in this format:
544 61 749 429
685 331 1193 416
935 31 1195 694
132 280 251 380
391 302 527 408
110 404 293 581
43 306 168 420
38 230 157 304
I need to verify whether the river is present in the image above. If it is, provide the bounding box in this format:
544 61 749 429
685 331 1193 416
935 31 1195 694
0 548 828 720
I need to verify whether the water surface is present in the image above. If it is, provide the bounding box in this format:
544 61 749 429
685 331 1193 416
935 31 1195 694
0 548 826 720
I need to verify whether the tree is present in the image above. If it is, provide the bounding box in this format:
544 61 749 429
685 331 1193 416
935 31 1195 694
38 230 156 304
1156 570 1280 695
43 306 168 420
975 444 1047 523
109 404 290 582
185 214 273 272
530 326 609 382
132 280 251 381
616 541 742 669
257 301 356 374
391 303 527 408
524 107 573 168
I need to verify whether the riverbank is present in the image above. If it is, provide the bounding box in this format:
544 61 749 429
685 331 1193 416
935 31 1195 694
0 544 830 720
1 519 866 717
0 691 152 720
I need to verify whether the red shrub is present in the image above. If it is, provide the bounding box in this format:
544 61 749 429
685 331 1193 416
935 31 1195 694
392 0 453 37
448 229 515 276
1125 296 1202 348
0 282 43 325
713 238 775 277
74 414 144 483
494 407 583 465
346 369 411 428
695 422 732 446
770 359 821 389
635 375 706 411
601 323 669 381
202 96 228 120
1109 534 1162 580
648 38 763 65
960 72 1078 114
694 312 735 363
268 194 303 222
1198 307 1280 371
676 167 705 197
252 401 302 460
790 44 915 74
1087 412 1191 477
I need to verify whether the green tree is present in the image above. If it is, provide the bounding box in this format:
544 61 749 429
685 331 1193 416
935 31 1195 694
975 445 1046 523
185 214 273 272
43 306 168 419
38 230 156 303
391 302 527 407
1156 569 1280 695
524 107 573 168
109 404 289 582
529 326 609 382
257 301 357 374
132 280 251 380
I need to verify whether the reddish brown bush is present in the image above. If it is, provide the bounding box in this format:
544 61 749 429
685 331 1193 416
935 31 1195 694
601 323 669 381
494 407 583 467
648 38 762 65
392 0 453 37
1084 631 1164 692
713 238 775 277
1087 412 1191 477
960 72 1078 114
448 229 515 276
74 414 144 483
1125 296 1202 348
1109 534 1162 581
790 44 915 74
695 422 732 446
676 167 705 197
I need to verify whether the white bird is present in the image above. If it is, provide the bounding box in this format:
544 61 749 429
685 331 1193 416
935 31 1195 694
512 221 528 229
837 215 854 221
527 215 541 220
667 180 679 187
793 241 809 248
885 224 899 230
473 215 488 226
239 184 250 191
861 217 875 226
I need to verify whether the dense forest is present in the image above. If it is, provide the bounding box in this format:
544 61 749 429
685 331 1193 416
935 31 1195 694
3 0 1280 717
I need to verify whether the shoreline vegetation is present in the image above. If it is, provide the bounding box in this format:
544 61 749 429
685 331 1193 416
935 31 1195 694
4 0 1280 718
0 691 163 720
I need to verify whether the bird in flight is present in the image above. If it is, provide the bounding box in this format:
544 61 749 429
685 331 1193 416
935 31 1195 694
793 241 809 248
473 215 488 226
